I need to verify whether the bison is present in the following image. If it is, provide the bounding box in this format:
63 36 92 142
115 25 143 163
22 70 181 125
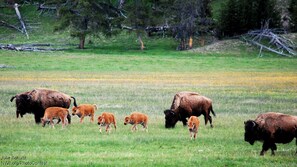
164 92 215 128
10 88 77 124
72 104 97 123
188 116 200 140
42 107 69 128
124 112 148 132
244 112 297 156
97 112 117 134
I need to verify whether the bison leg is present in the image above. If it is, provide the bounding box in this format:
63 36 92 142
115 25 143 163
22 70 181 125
50 119 55 128
181 118 187 126
34 114 42 124
271 143 277 156
261 141 273 156
208 115 213 128
80 116 85 123
67 114 71 124
90 114 94 122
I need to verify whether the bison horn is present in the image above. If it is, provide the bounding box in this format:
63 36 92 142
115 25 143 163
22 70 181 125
252 121 256 127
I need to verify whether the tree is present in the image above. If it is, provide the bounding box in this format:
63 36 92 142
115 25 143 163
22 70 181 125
168 0 212 50
289 0 297 32
219 0 280 37
55 0 123 49
122 0 158 50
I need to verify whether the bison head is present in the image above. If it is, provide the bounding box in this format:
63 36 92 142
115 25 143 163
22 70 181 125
71 106 81 118
164 109 179 128
244 120 259 145
97 116 105 126
10 93 33 118
124 116 132 125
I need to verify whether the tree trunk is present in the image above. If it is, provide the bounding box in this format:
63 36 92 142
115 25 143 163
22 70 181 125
14 3 29 39
188 36 193 49
137 33 145 50
79 34 85 49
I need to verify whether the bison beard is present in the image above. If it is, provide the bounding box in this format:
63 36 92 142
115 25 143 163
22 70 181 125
10 89 77 124
244 112 297 156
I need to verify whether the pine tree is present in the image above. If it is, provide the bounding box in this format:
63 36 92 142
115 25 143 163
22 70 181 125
55 0 123 49
289 0 297 32
219 0 280 37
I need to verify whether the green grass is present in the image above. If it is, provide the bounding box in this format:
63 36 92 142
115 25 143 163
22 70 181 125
1 3 297 167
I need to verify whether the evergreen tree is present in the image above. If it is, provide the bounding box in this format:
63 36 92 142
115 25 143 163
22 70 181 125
289 0 297 32
55 0 122 49
219 0 280 37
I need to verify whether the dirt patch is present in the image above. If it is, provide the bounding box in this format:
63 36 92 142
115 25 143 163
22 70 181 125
189 39 251 53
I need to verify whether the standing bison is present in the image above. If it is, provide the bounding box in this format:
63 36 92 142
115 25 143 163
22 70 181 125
164 92 216 128
244 112 297 155
10 88 77 124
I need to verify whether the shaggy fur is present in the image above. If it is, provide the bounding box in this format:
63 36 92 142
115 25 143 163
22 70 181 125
10 88 76 124
124 112 148 132
72 104 97 123
41 107 69 128
244 112 297 156
164 92 215 128
97 112 117 133
188 116 200 140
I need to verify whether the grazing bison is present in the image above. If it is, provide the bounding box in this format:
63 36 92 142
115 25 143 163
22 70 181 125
164 92 215 128
244 112 297 156
42 107 69 128
10 88 77 124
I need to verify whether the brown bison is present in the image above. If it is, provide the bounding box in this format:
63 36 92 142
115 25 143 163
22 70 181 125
72 104 97 123
164 92 215 128
41 107 69 128
244 112 297 156
97 112 117 133
10 88 77 124
124 112 148 132
188 116 200 140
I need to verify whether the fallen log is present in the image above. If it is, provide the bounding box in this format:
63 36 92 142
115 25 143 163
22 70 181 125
242 28 296 57
0 43 67 51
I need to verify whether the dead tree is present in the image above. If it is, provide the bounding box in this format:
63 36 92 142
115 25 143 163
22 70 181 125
242 28 296 57
14 3 29 39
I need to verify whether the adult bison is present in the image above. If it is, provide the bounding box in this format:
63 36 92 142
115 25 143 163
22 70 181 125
244 112 297 156
164 92 216 128
10 88 77 124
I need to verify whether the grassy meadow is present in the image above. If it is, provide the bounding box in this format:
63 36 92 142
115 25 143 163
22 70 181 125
1 2 297 166
1 47 297 166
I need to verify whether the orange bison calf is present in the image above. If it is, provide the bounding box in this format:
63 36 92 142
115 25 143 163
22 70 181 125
188 116 200 140
124 112 148 132
72 104 97 123
97 112 117 134
41 107 69 128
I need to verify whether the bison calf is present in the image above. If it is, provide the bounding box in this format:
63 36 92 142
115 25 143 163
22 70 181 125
97 112 117 134
124 112 148 132
244 112 297 156
188 116 200 140
72 104 97 123
41 107 69 128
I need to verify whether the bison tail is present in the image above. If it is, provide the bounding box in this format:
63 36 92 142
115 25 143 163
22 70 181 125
10 96 16 102
71 96 77 107
93 104 98 110
210 105 216 117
